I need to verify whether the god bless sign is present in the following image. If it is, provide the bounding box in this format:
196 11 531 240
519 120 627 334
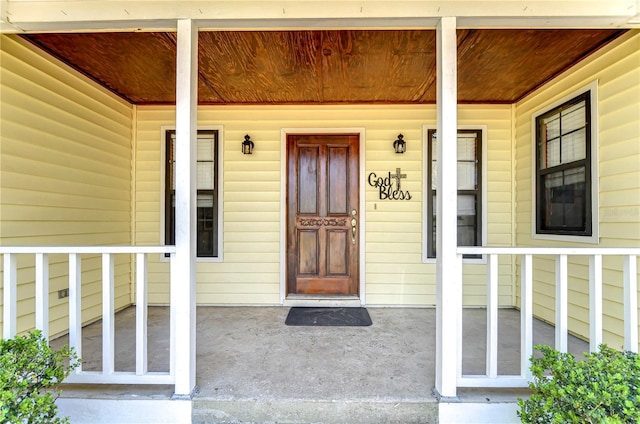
367 168 412 201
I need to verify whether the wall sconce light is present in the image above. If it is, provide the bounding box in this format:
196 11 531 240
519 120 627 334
393 134 406 154
242 134 254 155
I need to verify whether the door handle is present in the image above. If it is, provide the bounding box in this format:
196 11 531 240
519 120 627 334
351 218 357 244
350 209 357 244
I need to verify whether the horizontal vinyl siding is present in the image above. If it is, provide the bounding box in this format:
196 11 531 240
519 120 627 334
514 30 640 348
135 104 514 306
0 35 134 338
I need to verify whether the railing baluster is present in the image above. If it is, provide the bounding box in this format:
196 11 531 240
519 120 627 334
35 253 49 340
555 254 568 353
3 253 17 339
455 254 464 384
521 254 533 381
102 253 115 375
487 254 498 378
169 253 177 378
623 255 638 353
589 255 603 352
69 253 83 372
136 253 148 375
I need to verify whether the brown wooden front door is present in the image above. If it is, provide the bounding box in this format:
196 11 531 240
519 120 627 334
286 134 359 295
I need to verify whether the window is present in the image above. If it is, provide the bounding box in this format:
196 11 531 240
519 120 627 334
535 91 591 236
165 129 219 257
426 129 482 259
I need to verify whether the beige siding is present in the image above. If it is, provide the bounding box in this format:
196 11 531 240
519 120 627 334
135 104 514 306
0 35 134 338
514 30 640 347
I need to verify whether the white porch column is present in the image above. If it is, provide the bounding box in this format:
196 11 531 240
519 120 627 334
435 16 460 399
173 18 198 397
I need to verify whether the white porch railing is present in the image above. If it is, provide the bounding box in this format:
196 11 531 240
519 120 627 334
455 247 640 390
4 245 639 392
1 246 176 386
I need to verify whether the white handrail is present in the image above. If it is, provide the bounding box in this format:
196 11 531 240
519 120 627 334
0 246 175 254
457 246 640 255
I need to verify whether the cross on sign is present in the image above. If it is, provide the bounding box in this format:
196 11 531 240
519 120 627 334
392 168 407 190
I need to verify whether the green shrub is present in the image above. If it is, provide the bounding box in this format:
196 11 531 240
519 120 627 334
0 330 79 424
518 344 640 423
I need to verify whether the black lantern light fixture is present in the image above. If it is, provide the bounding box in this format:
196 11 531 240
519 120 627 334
393 134 406 154
242 134 254 155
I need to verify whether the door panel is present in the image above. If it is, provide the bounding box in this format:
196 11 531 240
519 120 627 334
298 146 319 214
287 134 359 295
298 230 318 275
328 147 348 214
327 230 348 275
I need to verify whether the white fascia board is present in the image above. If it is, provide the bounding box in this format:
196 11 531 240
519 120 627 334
3 1 637 32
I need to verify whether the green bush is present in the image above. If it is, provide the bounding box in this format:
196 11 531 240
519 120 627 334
518 344 640 423
0 330 79 424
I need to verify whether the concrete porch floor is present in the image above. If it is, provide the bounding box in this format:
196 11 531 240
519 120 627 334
53 306 589 423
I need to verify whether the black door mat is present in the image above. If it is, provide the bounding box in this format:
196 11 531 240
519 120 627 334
285 307 372 326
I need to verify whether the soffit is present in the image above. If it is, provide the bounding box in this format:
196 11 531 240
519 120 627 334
23 29 626 105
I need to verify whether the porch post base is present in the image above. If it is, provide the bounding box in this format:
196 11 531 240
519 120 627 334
432 388 460 403
172 385 199 401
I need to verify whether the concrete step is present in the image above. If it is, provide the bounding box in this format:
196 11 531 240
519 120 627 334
192 398 438 424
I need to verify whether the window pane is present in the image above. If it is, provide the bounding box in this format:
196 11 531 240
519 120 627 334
429 194 479 255
458 194 475 216
561 101 585 134
541 167 586 231
431 133 478 190
546 138 560 168
544 170 564 188
168 137 175 190
458 215 477 247
561 128 586 163
431 160 438 191
197 136 214 190
197 194 214 257
431 194 437 256
197 193 214 208
543 116 561 141
457 134 477 190
564 166 585 185
197 137 214 161
457 136 476 161
431 133 438 191
197 163 214 190
457 162 476 190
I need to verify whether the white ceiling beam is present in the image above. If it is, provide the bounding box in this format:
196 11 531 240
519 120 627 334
2 1 638 33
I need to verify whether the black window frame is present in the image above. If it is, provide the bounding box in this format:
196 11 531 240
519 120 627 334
165 129 219 258
535 91 592 237
426 128 483 259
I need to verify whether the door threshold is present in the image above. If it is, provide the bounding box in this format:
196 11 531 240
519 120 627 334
283 294 362 308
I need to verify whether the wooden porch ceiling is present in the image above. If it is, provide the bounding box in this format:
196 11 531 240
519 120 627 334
23 29 625 105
